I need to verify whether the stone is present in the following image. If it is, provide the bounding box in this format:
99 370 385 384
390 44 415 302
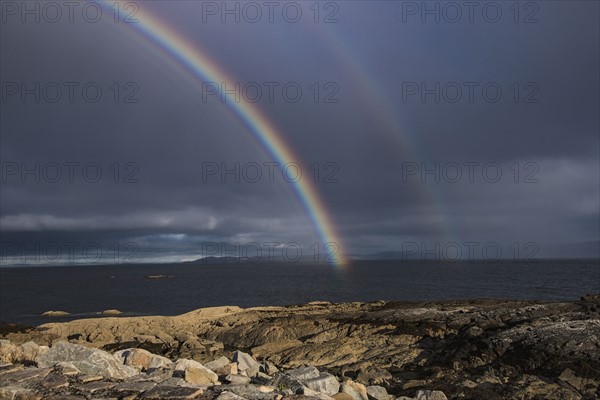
205 356 230 371
41 373 70 389
0 363 25 374
270 372 306 393
36 342 138 379
302 387 335 400
225 374 251 384
0 386 33 399
232 351 260 377
41 311 70 317
148 354 173 370
78 374 104 383
102 309 122 315
55 361 81 376
212 363 238 376
341 380 368 400
124 348 153 370
304 372 340 396
217 384 276 400
415 390 448 400
74 381 117 393
184 366 219 385
139 386 204 399
356 368 392 385
1 367 51 383
287 366 321 382
332 394 355 400
366 386 391 400
114 381 157 392
173 358 204 371
216 391 246 400
0 340 19 363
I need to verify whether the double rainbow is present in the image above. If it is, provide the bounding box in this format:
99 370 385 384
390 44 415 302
98 1 346 266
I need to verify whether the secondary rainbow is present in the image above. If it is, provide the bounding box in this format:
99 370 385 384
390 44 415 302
98 1 346 266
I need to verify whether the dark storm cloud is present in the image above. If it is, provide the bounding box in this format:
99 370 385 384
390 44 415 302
1 1 598 264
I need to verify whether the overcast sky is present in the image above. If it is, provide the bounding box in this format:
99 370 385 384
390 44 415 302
1 1 598 265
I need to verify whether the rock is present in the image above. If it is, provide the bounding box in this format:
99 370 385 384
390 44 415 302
102 309 122 315
341 380 368 400
216 391 246 400
216 384 276 400
74 381 116 394
41 311 70 317
304 372 340 396
1 367 51 383
139 385 204 399
415 390 448 400
270 372 306 393
124 348 153 370
41 373 70 389
0 386 34 399
114 381 157 392
78 374 104 383
287 366 321 381
0 340 19 363
148 354 173 370
55 361 80 376
302 387 335 400
184 366 219 385
36 342 137 379
225 374 252 384
205 356 230 370
356 368 392 385
333 394 356 400
232 351 260 377
174 358 204 371
366 386 391 400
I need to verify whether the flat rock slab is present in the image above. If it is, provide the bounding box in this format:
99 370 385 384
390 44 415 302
114 380 158 392
75 381 117 393
139 386 205 399
41 373 70 389
1 367 51 383
78 374 104 383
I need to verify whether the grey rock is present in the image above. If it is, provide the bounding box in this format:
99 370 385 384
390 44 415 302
232 351 260 377
366 386 391 400
225 374 252 384
215 384 276 400
114 380 157 392
415 390 448 400
75 381 117 393
139 385 204 399
286 366 321 382
304 372 340 396
270 371 306 393
205 356 231 371
36 342 138 379
1 367 51 383
216 391 246 400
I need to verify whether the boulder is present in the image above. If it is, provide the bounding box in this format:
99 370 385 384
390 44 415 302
184 366 219 385
366 386 391 400
225 374 252 384
304 372 340 396
174 358 204 371
36 341 137 379
286 366 321 381
415 390 448 400
232 351 260 377
124 348 154 370
341 380 368 400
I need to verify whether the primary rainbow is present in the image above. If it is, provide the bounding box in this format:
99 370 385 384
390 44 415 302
98 1 346 266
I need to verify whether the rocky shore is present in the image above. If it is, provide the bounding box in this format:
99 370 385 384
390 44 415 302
1 296 599 400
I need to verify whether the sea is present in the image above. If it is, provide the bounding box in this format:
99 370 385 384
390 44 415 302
1 260 599 326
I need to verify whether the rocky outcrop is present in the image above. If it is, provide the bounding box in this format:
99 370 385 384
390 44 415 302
1 297 599 399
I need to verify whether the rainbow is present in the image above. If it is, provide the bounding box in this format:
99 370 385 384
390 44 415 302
98 1 346 266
